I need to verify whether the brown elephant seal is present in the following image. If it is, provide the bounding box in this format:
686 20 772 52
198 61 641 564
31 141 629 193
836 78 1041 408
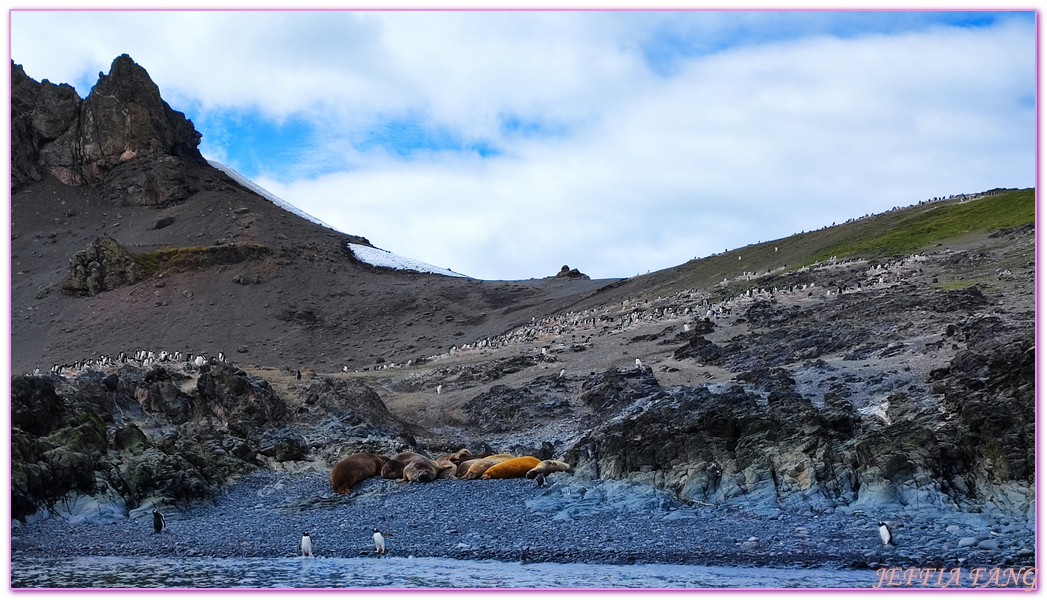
436 449 473 464
525 459 572 479
482 456 541 480
381 452 429 480
455 458 486 479
461 454 517 480
330 452 388 494
402 455 442 483
435 459 458 479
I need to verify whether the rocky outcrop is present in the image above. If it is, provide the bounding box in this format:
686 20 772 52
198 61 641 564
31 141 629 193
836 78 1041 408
9 363 409 522
63 236 144 296
11 62 82 187
11 55 205 205
930 318 1035 485
194 365 289 438
63 238 273 295
554 265 589 280
294 376 416 441
563 356 1033 514
465 377 573 433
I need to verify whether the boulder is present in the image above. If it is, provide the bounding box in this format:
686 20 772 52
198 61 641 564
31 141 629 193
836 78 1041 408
63 237 144 296
195 365 288 438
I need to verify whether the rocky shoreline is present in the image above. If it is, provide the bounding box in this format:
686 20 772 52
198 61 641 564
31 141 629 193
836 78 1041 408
11 468 1034 572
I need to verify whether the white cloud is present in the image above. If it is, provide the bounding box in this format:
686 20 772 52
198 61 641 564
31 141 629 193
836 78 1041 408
10 11 1035 280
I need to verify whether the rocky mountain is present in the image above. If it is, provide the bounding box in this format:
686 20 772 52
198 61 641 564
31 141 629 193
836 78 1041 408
9 56 1035 534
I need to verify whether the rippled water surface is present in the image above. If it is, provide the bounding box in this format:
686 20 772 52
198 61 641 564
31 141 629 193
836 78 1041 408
12 556 879 588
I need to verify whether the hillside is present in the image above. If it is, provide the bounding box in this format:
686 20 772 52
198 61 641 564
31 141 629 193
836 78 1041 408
9 55 1036 571
10 56 617 377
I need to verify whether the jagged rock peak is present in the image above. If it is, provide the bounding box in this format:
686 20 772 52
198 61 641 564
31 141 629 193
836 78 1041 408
80 54 205 178
11 54 206 206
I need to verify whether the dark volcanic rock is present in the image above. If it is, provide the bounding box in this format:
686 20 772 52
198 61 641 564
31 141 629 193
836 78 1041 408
930 324 1035 482
11 375 65 436
672 335 723 363
579 366 664 413
63 236 144 296
296 376 411 437
734 367 796 392
11 61 82 187
195 365 288 438
10 364 416 522
554 265 590 280
465 377 573 433
11 55 205 205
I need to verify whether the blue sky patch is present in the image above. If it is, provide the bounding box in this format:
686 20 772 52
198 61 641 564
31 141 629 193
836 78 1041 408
501 116 568 138
357 118 500 159
190 109 325 180
639 11 1035 77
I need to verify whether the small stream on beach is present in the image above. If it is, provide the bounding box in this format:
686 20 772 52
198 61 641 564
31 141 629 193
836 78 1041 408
13 555 881 588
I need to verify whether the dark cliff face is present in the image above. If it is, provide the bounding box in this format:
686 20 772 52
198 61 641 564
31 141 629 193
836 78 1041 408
11 54 205 205
10 364 417 521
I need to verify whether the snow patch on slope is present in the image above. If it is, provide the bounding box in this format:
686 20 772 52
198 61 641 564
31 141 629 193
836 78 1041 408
348 244 467 278
209 160 468 278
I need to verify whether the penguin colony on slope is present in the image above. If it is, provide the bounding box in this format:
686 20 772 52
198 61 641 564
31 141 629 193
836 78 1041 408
29 348 230 378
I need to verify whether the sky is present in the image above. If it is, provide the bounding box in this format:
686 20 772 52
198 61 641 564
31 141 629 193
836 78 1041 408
7 7 1037 281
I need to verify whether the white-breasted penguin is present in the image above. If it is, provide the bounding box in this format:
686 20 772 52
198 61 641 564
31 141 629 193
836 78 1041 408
373 528 390 555
299 532 313 557
878 522 895 546
152 509 166 534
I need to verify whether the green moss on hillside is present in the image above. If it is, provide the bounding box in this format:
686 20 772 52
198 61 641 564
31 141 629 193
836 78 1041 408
809 188 1034 263
133 244 270 277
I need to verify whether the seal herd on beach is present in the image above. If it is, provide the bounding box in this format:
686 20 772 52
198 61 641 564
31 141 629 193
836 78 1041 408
330 449 572 493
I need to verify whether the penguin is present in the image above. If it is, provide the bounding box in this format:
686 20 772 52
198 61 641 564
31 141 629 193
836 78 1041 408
218 351 226 363
152 509 166 534
534 472 546 488
878 521 895 546
296 370 302 381
373 528 391 556
558 368 566 379
299 532 313 557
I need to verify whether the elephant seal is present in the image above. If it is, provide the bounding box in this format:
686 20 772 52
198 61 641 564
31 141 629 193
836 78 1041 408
482 456 541 480
456 458 486 479
526 459 572 479
435 458 458 479
331 452 389 494
381 452 429 480
436 449 473 464
402 455 442 483
461 454 517 480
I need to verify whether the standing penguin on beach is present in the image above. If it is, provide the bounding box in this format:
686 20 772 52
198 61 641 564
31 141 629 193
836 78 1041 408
878 522 895 546
152 509 166 534
373 528 392 556
299 532 313 557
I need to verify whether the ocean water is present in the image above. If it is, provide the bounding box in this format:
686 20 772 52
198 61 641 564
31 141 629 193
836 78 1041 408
11 556 881 589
